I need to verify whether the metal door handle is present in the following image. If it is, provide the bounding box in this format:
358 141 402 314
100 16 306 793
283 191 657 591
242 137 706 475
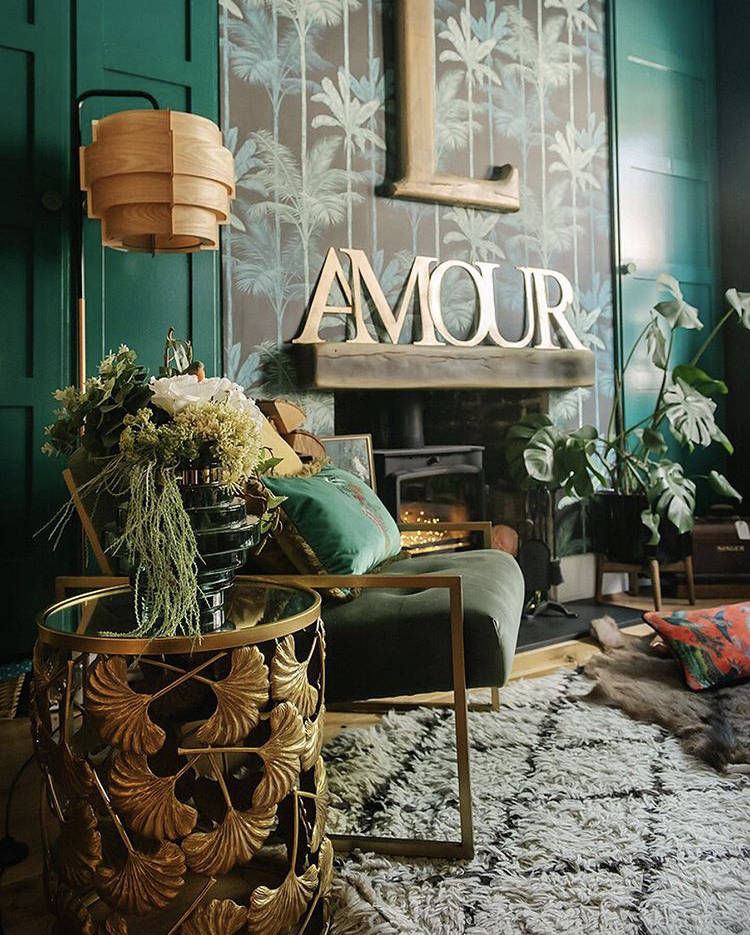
619 262 637 275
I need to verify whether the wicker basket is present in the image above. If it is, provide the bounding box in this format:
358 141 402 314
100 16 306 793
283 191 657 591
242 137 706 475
0 660 32 719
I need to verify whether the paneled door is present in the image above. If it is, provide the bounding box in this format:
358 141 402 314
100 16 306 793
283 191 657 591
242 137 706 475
76 0 221 379
0 1 221 655
610 0 720 484
0 1 71 656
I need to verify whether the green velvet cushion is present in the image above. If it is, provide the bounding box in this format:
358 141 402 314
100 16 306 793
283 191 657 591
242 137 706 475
263 465 402 580
322 549 524 702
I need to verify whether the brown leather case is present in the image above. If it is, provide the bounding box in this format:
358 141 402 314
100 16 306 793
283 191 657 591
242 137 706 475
691 514 750 579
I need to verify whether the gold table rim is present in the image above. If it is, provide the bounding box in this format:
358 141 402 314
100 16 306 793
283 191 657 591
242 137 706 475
36 576 322 654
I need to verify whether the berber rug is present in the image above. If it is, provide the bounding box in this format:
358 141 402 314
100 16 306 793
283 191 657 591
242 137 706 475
325 669 750 935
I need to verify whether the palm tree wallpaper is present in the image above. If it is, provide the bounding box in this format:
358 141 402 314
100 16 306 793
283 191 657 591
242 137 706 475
220 0 611 549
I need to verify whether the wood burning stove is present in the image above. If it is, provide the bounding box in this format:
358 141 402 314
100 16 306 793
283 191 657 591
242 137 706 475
374 444 487 554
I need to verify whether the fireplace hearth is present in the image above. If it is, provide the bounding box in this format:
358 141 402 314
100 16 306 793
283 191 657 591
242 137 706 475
374 444 487 555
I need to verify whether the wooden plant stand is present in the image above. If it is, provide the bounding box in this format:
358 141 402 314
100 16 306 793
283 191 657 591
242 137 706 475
595 554 696 612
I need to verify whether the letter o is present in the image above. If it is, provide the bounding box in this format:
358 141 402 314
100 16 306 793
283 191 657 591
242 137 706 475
428 260 491 347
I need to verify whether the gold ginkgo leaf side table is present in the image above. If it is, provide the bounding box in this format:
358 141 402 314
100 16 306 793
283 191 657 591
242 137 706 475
31 578 331 935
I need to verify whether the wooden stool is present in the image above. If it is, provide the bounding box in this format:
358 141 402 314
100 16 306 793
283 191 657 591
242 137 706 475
595 554 696 611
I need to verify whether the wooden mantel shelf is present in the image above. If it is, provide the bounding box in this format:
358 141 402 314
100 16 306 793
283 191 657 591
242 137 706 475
295 343 595 390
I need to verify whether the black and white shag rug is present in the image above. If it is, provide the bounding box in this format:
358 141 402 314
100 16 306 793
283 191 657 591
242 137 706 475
324 670 750 935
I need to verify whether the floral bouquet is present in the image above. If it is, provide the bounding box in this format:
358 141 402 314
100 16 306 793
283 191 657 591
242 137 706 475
44 334 277 638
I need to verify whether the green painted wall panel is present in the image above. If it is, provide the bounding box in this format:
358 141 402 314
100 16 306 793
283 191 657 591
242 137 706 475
0 0 220 657
0 0 71 656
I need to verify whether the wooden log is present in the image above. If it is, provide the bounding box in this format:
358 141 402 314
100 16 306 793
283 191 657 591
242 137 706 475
258 399 307 434
295 343 595 390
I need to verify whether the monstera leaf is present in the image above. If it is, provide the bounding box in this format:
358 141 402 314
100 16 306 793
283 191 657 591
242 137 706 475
248 864 319 935
708 470 742 502
271 636 319 717
197 646 269 746
87 656 165 755
252 702 306 809
181 803 276 876
311 759 329 854
109 752 198 841
181 899 247 935
301 705 325 773
663 379 731 452
646 460 697 536
645 316 668 368
654 274 703 330
672 364 727 398
58 801 102 888
95 842 185 915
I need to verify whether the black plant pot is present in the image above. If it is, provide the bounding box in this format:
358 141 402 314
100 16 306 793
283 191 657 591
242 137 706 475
114 464 260 634
179 467 260 633
591 491 692 565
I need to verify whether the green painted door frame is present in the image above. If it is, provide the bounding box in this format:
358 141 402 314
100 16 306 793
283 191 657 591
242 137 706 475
608 0 722 504
0 0 221 657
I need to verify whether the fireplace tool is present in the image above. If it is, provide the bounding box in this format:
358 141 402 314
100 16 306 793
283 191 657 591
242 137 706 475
518 490 578 619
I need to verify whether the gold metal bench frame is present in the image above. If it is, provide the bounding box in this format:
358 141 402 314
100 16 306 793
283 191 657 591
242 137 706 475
55 472 504 860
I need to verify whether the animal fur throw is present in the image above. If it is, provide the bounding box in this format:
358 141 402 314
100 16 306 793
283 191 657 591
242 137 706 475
580 616 750 773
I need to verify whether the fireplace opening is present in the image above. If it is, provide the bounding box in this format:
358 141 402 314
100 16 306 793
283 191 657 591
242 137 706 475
400 499 473 553
374 445 487 556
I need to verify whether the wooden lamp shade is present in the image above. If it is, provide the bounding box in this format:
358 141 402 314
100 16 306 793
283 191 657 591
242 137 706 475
79 109 235 253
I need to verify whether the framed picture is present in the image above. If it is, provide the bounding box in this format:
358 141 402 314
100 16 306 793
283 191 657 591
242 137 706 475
320 434 376 492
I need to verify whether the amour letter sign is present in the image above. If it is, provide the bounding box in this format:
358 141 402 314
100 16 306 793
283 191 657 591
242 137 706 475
292 249 594 391
294 247 584 351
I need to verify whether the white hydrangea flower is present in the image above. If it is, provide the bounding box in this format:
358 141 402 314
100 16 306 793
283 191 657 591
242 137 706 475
150 374 262 426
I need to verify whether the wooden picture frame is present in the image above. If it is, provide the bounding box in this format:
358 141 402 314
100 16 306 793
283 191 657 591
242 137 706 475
389 0 519 212
320 434 377 492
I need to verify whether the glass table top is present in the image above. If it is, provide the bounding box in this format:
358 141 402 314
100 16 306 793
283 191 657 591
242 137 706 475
38 578 320 652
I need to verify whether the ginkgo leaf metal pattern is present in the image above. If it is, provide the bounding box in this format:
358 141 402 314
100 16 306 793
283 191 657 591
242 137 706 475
196 645 269 745
57 801 103 889
97 914 128 935
271 634 319 717
86 656 165 755
95 842 186 915
51 885 95 935
109 752 198 840
253 701 306 809
182 803 277 876
311 759 329 855
318 838 334 900
302 704 325 772
248 864 320 935
181 898 247 935
32 605 329 934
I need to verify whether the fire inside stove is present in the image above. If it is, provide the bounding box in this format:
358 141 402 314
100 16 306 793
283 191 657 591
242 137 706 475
400 501 473 554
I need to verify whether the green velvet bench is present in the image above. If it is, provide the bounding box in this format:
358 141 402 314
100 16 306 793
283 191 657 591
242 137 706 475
324 549 523 703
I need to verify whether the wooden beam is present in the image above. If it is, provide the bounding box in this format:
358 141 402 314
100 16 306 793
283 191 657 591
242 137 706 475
295 343 595 390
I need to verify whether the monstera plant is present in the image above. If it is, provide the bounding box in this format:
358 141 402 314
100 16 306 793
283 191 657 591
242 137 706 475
507 278 748 553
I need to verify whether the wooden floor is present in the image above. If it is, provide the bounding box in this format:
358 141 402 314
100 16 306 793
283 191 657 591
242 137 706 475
0 591 728 933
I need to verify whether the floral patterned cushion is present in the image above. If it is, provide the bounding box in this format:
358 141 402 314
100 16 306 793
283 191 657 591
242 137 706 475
260 464 403 601
643 602 750 691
